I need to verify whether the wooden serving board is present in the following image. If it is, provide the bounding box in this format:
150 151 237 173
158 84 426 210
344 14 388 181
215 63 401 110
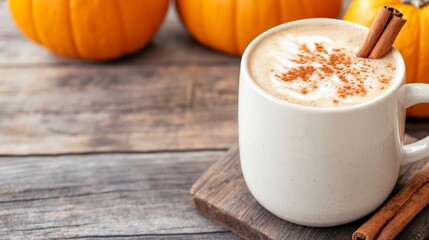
190 136 429 240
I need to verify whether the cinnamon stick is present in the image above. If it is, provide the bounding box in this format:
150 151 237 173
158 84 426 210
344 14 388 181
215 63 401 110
368 12 406 59
377 182 429 239
356 7 392 58
352 162 429 240
357 6 407 59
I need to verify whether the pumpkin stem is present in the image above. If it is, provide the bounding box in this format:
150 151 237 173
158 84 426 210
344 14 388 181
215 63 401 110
401 0 429 8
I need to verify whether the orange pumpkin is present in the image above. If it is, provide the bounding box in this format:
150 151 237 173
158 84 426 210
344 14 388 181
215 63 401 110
175 0 342 55
9 0 169 61
344 0 429 117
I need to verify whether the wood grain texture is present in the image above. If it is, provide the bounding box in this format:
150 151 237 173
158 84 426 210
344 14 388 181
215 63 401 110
0 64 238 155
190 138 429 240
0 150 242 239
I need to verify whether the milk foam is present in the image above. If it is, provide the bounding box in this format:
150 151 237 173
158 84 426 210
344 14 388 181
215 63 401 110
249 24 397 107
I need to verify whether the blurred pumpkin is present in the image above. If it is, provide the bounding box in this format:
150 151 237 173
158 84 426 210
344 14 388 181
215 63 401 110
344 0 429 117
9 0 169 61
175 0 342 55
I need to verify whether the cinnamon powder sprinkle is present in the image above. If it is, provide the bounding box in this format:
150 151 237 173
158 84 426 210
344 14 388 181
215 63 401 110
274 42 393 99
315 42 329 54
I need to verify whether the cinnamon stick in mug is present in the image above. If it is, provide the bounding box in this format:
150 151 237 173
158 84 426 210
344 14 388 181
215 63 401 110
357 6 406 59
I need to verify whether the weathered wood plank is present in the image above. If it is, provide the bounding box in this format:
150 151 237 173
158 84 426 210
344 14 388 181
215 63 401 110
0 1 238 66
0 65 238 155
71 232 241 240
190 139 429 240
0 151 239 239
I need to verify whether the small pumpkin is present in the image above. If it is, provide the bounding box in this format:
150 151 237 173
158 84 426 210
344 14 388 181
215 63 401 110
344 0 429 117
9 0 169 61
175 0 342 55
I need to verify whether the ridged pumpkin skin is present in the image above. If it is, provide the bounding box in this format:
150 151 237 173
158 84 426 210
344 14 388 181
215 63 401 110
176 0 342 55
9 0 169 61
344 0 429 117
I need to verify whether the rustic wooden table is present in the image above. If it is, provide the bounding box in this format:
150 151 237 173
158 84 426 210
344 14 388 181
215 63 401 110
0 1 427 239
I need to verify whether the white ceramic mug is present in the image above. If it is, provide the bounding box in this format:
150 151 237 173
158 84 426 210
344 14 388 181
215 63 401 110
238 18 429 227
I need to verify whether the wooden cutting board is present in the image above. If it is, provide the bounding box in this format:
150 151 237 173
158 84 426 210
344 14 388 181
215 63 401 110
190 135 429 240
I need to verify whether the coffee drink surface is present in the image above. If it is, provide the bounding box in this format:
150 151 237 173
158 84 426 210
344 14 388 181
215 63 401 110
248 24 397 107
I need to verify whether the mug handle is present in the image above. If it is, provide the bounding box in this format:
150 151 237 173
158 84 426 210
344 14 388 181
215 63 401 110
401 84 429 166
